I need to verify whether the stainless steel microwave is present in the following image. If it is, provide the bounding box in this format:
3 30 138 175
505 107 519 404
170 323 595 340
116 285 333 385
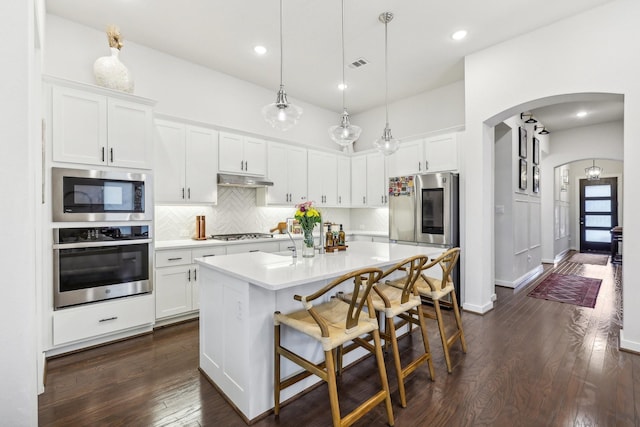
52 167 152 222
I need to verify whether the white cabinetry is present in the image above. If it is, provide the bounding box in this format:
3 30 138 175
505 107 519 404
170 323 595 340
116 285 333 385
155 119 218 204
52 294 154 346
219 132 266 176
352 153 388 207
337 155 351 206
49 81 154 169
387 139 423 177
258 142 307 205
307 150 338 207
225 241 280 255
155 246 226 321
386 133 459 177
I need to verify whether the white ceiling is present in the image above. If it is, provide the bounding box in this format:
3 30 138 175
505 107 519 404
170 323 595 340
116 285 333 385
46 0 618 127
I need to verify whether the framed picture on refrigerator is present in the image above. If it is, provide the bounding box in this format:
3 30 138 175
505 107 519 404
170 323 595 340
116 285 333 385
519 127 527 158
532 137 540 165
519 158 528 191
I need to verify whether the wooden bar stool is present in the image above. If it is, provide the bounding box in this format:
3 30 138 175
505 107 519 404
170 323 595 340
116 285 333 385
274 267 395 427
339 255 435 408
389 248 467 373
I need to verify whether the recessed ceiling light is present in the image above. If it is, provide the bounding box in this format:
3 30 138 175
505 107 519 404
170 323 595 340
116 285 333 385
338 83 347 91
451 30 468 41
576 111 588 118
254 45 267 55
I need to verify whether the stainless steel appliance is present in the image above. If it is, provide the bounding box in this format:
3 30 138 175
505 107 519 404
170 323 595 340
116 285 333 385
52 167 152 222
53 225 152 309
209 233 274 241
389 172 460 302
389 172 459 246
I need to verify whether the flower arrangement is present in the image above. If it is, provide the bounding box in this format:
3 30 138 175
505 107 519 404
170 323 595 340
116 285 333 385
294 201 322 254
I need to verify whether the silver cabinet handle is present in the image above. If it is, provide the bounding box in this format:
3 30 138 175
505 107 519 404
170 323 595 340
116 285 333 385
99 316 117 323
193 268 197 281
363 196 366 205
425 160 429 170
182 188 185 199
101 147 105 162
202 254 216 258
188 269 191 281
381 195 384 204
338 196 341 204
110 148 114 163
167 257 183 261
249 249 259 252
418 162 421 171
245 160 248 171
240 160 244 171
187 188 191 199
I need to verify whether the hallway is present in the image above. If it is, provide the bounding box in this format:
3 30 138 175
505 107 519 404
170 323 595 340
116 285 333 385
39 252 638 426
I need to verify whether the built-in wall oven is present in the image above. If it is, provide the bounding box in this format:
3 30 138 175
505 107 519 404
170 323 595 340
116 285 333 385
53 226 152 310
52 167 151 222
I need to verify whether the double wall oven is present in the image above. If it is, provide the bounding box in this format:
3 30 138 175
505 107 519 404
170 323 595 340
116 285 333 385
52 167 153 310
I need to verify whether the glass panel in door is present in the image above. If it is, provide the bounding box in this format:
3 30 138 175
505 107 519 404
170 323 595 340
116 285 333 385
579 177 618 253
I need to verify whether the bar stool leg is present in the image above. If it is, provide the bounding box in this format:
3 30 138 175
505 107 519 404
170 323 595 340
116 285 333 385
433 299 453 374
415 306 436 381
274 323 281 416
451 291 467 353
385 315 407 408
324 350 342 427
372 328 395 426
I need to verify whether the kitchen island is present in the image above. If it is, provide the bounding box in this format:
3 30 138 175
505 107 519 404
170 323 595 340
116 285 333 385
195 241 443 423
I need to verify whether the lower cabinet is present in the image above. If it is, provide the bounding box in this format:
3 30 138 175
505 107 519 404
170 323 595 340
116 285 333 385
52 294 154 346
155 246 226 321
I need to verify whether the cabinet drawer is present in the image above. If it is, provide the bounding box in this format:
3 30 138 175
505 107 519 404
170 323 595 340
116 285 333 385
53 294 154 346
192 246 226 259
225 241 280 254
156 249 192 267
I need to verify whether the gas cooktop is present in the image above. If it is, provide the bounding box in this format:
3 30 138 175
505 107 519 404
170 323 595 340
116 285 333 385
209 233 274 241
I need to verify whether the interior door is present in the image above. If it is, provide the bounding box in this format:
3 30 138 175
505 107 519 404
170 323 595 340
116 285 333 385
579 177 618 253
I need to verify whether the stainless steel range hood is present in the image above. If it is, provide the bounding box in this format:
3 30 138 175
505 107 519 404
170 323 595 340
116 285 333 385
217 173 274 188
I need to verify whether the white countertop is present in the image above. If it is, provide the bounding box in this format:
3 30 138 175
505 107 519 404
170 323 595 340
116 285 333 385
155 230 389 250
194 241 442 291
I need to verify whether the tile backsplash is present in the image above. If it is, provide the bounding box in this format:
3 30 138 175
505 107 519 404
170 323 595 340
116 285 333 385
155 186 385 241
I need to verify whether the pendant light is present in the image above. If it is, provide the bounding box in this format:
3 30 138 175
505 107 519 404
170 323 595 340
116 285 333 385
262 0 302 131
374 12 399 156
328 0 361 146
585 159 602 181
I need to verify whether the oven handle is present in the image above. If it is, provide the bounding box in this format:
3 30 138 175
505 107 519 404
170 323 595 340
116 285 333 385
53 238 152 250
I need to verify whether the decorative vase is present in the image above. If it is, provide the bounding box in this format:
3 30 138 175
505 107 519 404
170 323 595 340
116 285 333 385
302 227 315 258
93 47 134 93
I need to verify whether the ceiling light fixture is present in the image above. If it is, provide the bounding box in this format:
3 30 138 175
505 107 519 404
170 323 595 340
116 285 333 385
585 159 602 181
328 0 362 147
520 112 538 124
451 30 468 41
261 0 302 131
254 45 267 55
576 111 588 118
338 83 347 91
534 124 550 135
374 11 399 156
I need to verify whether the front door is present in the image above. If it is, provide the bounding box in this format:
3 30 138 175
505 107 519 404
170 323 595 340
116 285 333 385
579 177 618 253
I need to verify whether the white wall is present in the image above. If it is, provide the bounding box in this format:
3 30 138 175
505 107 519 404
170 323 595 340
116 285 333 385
464 0 640 351
44 15 340 152
351 80 465 151
0 0 41 424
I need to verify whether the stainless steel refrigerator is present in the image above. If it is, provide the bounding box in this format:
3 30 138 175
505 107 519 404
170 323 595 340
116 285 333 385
389 172 460 302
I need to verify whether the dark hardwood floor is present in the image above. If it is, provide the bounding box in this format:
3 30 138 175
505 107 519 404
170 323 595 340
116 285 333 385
39 253 639 426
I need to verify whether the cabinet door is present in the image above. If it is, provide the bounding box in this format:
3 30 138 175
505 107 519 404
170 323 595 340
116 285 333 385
366 153 387 207
107 98 153 169
424 133 458 172
287 146 308 205
337 156 351 206
154 120 186 203
52 86 107 165
185 126 218 203
265 142 289 205
388 139 422 177
243 137 267 176
307 151 325 205
219 132 244 174
351 155 367 206
155 265 193 319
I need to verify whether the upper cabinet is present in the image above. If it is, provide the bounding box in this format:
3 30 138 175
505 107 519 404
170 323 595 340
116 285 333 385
351 153 387 207
307 150 338 207
218 132 266 176
386 132 459 177
50 81 154 169
336 155 351 207
257 141 307 206
155 119 218 204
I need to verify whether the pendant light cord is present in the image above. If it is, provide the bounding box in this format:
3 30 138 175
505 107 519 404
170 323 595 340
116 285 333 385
341 0 346 111
384 14 389 127
279 0 283 87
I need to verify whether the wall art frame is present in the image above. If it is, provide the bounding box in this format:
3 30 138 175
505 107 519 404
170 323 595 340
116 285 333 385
533 137 540 165
519 127 527 158
519 158 528 191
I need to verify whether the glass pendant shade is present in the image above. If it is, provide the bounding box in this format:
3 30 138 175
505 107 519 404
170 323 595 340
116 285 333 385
262 85 303 131
585 160 602 181
329 109 362 146
374 125 400 155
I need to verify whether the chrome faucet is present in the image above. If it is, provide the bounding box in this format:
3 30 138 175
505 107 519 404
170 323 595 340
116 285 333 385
285 229 297 258
317 214 326 254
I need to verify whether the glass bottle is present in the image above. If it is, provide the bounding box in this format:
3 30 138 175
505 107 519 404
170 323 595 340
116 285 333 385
325 224 333 247
338 224 346 246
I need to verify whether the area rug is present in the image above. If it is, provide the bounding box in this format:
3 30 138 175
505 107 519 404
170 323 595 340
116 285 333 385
528 273 602 308
568 253 609 266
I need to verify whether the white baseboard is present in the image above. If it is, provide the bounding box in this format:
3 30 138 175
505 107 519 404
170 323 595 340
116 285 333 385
620 329 640 353
463 299 494 314
495 265 544 290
